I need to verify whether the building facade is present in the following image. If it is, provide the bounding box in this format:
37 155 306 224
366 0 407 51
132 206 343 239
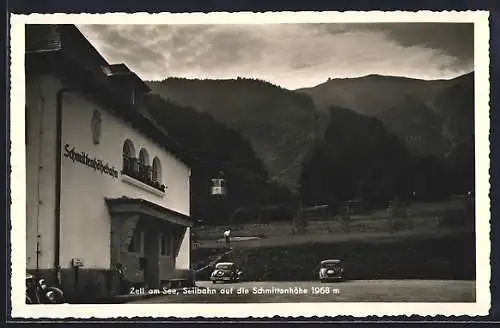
25 25 194 301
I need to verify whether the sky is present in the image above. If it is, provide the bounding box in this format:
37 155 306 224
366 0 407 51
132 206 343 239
77 23 474 90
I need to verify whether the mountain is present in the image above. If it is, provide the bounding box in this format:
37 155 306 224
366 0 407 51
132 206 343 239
300 104 464 208
432 73 475 147
431 73 475 193
296 74 451 116
146 72 474 210
147 78 329 191
296 72 474 158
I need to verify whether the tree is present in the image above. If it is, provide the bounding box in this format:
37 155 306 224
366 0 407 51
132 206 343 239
299 106 413 210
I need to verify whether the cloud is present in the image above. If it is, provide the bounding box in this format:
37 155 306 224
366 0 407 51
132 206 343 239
77 23 473 90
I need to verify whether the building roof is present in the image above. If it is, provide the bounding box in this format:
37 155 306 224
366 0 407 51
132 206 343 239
105 197 194 227
106 63 151 93
25 24 192 167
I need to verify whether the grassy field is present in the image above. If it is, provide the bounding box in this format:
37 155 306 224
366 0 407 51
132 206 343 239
194 198 474 242
192 198 475 281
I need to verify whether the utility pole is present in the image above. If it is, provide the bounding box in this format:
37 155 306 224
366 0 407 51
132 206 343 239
292 190 307 234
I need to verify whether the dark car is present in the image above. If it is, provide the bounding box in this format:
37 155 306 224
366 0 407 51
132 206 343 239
318 259 344 282
210 262 243 283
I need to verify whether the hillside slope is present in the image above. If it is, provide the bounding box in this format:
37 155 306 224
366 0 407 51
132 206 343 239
147 78 328 190
299 106 415 206
142 94 294 224
296 74 451 116
147 73 474 204
297 72 474 158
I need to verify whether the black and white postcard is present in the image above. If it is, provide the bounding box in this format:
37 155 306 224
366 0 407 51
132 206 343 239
10 11 491 318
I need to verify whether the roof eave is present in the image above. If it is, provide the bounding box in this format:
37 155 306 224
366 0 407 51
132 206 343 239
105 197 194 227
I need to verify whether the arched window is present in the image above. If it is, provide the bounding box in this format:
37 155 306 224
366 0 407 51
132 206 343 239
138 148 151 181
122 139 136 175
152 157 162 183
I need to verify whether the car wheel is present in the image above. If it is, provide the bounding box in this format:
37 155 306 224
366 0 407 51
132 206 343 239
320 279 325 283
212 281 217 284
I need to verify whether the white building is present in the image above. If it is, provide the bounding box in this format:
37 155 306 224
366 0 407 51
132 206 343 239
25 25 194 300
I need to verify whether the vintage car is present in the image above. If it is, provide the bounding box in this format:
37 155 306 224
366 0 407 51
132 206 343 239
210 262 243 283
318 259 344 282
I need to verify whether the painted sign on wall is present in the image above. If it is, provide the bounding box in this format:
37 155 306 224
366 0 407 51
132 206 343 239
64 144 119 178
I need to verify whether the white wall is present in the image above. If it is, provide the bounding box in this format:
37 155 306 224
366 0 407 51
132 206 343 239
175 227 191 270
26 73 191 271
25 75 59 270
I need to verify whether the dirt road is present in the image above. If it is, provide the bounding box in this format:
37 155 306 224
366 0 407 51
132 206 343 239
197 227 470 249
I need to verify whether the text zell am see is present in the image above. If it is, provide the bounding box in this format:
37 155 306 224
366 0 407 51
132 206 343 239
130 286 341 296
